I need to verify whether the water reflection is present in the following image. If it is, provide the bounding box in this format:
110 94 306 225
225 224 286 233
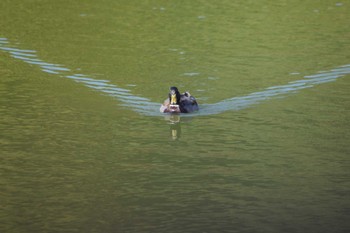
170 122 181 141
164 114 182 140
163 114 198 140
1 37 349 117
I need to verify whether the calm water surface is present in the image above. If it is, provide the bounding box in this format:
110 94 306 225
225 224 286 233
1 1 349 232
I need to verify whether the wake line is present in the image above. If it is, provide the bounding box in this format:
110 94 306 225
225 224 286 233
0 37 349 116
0 37 160 115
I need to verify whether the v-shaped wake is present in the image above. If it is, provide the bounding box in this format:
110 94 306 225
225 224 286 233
1 37 349 117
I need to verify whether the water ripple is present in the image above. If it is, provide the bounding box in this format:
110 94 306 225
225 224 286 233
0 37 349 117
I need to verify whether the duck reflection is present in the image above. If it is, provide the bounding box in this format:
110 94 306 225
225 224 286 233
170 122 181 140
164 114 194 140
164 114 181 140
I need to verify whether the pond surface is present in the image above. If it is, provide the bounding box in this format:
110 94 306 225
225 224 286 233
1 1 349 232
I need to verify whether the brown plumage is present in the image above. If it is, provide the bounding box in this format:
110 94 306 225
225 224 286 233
160 87 199 113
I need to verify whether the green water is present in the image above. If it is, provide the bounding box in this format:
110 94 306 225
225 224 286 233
1 0 349 232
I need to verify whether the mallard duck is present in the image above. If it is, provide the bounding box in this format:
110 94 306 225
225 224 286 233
160 86 199 113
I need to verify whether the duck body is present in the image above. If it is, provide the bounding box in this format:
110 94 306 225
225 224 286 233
160 87 199 113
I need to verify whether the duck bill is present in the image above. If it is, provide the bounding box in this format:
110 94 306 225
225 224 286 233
170 94 177 105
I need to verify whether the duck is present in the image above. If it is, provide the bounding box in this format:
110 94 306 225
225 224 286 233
160 86 199 113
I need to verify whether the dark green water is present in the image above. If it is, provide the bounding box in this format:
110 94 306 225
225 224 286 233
1 1 349 232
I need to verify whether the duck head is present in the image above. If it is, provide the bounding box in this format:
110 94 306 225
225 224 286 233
169 86 181 105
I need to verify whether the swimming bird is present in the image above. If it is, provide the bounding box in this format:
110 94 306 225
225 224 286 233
160 86 199 113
